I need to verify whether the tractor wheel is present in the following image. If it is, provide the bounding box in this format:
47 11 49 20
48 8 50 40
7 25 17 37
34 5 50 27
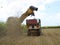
27 30 31 36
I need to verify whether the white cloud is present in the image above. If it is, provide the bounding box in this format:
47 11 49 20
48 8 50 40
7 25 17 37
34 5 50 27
42 13 60 26
53 13 60 25
45 0 55 3
40 0 57 4
0 0 46 22
0 0 60 26
38 5 45 10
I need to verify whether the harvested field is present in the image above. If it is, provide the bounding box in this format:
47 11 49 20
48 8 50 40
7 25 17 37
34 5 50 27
0 28 60 45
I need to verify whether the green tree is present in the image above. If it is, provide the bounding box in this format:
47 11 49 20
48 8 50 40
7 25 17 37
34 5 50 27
0 22 6 37
21 24 27 33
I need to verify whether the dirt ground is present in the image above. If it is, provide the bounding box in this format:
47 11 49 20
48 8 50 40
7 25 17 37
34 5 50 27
0 28 60 45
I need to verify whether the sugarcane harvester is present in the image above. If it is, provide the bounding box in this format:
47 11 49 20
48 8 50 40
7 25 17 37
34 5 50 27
7 6 41 36
26 6 41 36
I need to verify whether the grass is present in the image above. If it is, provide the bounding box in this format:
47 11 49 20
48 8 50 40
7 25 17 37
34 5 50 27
0 22 60 45
0 28 60 45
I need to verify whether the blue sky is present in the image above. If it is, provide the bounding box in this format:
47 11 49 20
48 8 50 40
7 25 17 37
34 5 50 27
0 0 60 26
46 1 60 14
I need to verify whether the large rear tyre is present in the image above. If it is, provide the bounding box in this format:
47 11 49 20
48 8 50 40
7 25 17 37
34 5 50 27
27 30 31 36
